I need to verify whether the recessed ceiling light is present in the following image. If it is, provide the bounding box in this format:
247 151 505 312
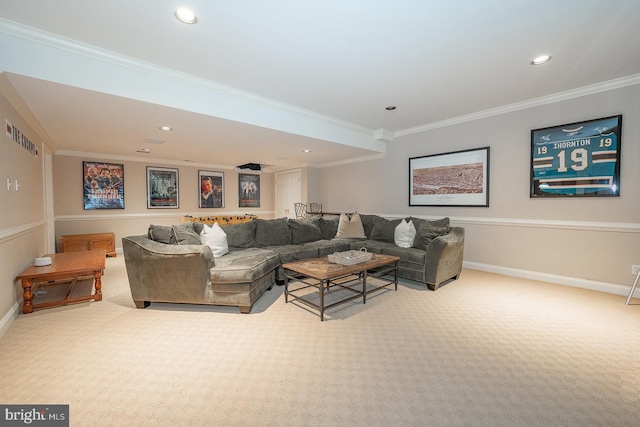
303 149 311 153
159 126 173 131
385 106 397 111
136 148 151 154
531 55 552 65
175 8 198 24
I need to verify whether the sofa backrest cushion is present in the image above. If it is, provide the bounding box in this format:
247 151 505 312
319 216 339 240
220 221 256 249
410 217 451 250
170 222 202 245
358 214 379 238
289 218 322 244
335 213 366 239
370 217 403 243
148 224 173 244
254 218 291 247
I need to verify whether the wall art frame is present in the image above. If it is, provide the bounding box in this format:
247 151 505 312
238 173 260 208
199 170 224 208
146 166 179 209
530 115 622 198
409 146 490 207
83 161 124 210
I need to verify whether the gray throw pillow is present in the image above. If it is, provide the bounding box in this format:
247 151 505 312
220 221 256 249
148 224 173 244
170 222 202 245
411 217 451 250
358 214 379 238
319 216 339 240
254 218 291 247
369 217 403 243
289 218 322 244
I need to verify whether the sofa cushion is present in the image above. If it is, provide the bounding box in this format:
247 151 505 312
170 222 202 245
148 224 173 244
209 248 279 284
348 239 388 254
358 214 379 238
305 239 353 257
268 244 319 263
411 217 450 250
319 216 339 240
288 218 322 244
220 221 256 249
394 219 416 248
254 218 291 247
370 217 403 243
335 213 366 239
200 222 229 257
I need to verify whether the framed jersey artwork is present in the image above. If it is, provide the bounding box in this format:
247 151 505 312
530 115 622 198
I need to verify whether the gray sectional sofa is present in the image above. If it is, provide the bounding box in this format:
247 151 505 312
122 214 464 314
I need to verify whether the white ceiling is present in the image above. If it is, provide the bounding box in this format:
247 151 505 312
1 0 639 171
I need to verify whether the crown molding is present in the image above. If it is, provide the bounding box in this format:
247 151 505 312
396 73 640 137
55 150 235 170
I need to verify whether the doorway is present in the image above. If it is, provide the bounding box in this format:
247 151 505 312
275 169 301 219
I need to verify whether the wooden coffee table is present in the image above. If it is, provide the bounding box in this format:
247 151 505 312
16 250 106 314
283 254 399 321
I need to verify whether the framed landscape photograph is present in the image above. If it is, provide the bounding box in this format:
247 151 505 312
531 115 622 198
83 161 124 210
199 170 224 208
238 173 260 208
147 166 179 208
409 147 490 207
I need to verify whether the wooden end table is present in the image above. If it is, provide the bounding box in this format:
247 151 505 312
283 254 399 321
16 250 106 314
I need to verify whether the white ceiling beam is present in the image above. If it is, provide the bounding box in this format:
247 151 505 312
0 18 386 154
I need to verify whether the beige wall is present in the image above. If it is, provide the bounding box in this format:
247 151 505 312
319 84 640 287
53 155 275 250
0 83 48 328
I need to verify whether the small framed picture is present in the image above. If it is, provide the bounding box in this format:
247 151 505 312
409 147 490 207
531 115 622 198
199 170 224 208
238 173 260 208
83 161 125 210
147 166 179 208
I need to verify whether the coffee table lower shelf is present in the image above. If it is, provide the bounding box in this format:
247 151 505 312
283 254 399 321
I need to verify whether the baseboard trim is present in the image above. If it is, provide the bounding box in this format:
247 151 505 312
464 261 636 297
0 301 20 340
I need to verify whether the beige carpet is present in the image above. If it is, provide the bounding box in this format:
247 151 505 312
1 256 638 427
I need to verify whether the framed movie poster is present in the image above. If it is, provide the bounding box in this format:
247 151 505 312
409 147 490 207
83 161 124 209
238 173 260 208
147 166 179 208
199 170 224 208
531 115 622 198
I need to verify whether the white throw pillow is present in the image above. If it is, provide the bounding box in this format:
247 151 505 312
394 219 416 248
335 212 366 239
200 222 229 257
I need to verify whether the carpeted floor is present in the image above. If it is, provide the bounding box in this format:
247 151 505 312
0 256 638 426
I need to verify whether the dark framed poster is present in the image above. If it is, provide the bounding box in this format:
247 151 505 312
409 147 490 207
199 170 224 208
531 115 622 198
147 166 179 208
83 161 124 209
238 173 260 207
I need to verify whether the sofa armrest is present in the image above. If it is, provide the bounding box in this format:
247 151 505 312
122 235 215 305
424 227 465 290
